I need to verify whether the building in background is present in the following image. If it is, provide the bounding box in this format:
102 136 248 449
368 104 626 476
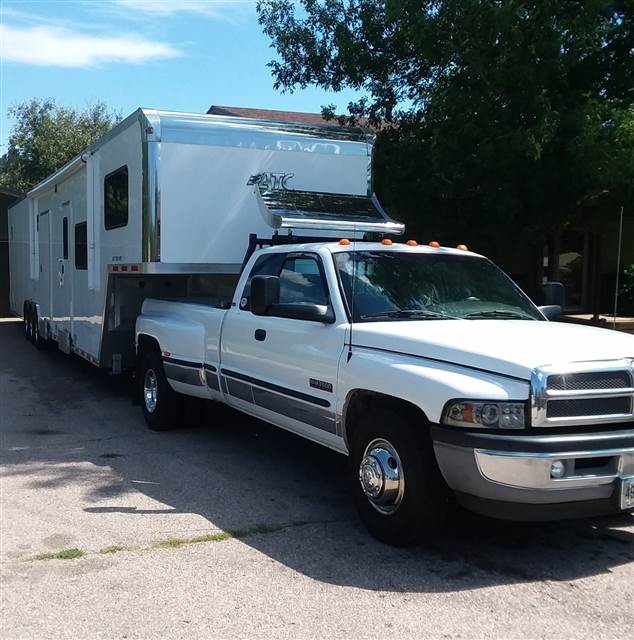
0 188 22 316
207 105 338 126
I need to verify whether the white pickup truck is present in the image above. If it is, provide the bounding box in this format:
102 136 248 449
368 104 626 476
136 239 634 545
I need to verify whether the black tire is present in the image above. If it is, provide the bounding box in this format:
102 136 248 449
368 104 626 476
349 407 449 546
30 306 46 350
24 302 32 341
138 351 183 431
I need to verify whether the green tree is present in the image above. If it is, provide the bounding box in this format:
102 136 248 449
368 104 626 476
0 99 120 193
257 1 633 254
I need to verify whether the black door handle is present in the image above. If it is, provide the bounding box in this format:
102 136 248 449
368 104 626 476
254 329 266 341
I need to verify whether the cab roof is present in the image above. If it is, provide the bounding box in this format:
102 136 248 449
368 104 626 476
257 240 483 259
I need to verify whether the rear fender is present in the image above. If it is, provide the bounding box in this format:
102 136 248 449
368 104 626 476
135 314 205 365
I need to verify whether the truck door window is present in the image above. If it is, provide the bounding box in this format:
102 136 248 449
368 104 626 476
240 253 286 310
279 256 329 305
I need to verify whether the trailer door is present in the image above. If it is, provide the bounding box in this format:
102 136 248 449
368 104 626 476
51 201 73 346
37 210 51 323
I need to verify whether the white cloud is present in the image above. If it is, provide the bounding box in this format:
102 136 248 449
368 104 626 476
0 23 181 68
112 0 252 19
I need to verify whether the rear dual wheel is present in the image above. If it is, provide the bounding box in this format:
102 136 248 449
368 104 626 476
138 351 183 431
349 407 450 546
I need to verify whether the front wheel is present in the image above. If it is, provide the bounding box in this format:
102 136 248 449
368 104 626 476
349 407 449 546
138 352 183 431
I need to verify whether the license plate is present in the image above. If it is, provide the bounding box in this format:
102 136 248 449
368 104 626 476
620 476 634 511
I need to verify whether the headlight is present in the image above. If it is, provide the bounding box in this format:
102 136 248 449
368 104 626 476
442 400 526 429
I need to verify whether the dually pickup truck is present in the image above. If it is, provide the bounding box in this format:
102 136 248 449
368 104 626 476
136 239 634 545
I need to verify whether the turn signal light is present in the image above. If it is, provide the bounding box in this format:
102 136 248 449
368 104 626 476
406 240 418 246
381 238 393 245
457 244 468 251
429 241 440 248
339 238 351 245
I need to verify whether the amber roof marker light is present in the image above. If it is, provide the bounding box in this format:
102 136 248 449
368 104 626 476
406 240 418 246
381 238 393 246
429 241 440 248
457 244 469 251
339 238 351 245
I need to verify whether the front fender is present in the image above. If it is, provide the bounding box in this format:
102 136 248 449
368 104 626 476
339 346 530 425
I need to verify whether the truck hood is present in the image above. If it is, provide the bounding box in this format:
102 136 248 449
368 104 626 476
351 320 634 380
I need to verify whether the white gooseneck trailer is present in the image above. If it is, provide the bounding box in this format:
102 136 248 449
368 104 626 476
9 108 402 371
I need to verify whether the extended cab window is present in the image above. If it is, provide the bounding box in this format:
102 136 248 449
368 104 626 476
279 256 328 305
104 166 128 230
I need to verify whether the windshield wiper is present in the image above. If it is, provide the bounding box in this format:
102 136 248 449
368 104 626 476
360 309 458 321
465 310 534 320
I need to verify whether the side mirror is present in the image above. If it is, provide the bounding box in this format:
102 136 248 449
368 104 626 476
543 281 565 308
251 275 280 315
538 304 562 321
268 303 336 324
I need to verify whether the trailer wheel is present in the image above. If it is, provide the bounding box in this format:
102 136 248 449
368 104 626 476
349 407 449 546
24 302 32 341
30 307 46 350
139 352 182 431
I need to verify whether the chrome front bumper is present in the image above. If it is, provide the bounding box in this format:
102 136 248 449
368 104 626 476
431 426 634 516
474 446 634 491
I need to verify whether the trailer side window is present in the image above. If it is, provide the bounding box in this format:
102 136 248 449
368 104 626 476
104 165 129 230
75 222 88 270
62 217 68 260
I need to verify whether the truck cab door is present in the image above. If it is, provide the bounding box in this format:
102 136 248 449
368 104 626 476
220 251 347 448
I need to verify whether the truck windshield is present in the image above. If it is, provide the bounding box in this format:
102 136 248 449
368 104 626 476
334 251 543 322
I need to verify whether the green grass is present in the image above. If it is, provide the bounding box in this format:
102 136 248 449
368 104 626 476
98 544 126 555
28 520 310 562
152 523 283 550
32 547 85 561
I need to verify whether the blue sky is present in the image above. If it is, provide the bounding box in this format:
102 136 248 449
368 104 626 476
0 0 361 152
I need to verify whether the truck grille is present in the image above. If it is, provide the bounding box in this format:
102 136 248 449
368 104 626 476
531 360 634 427
547 371 631 391
546 397 632 418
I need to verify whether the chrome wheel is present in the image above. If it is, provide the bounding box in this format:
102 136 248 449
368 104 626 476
143 369 158 413
358 438 405 514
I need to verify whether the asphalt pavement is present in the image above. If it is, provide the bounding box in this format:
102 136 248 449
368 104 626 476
1 319 633 639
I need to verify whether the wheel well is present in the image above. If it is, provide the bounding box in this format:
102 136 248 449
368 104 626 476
137 334 161 360
343 390 429 449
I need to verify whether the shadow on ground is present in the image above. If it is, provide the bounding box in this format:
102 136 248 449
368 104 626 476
1 322 633 593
